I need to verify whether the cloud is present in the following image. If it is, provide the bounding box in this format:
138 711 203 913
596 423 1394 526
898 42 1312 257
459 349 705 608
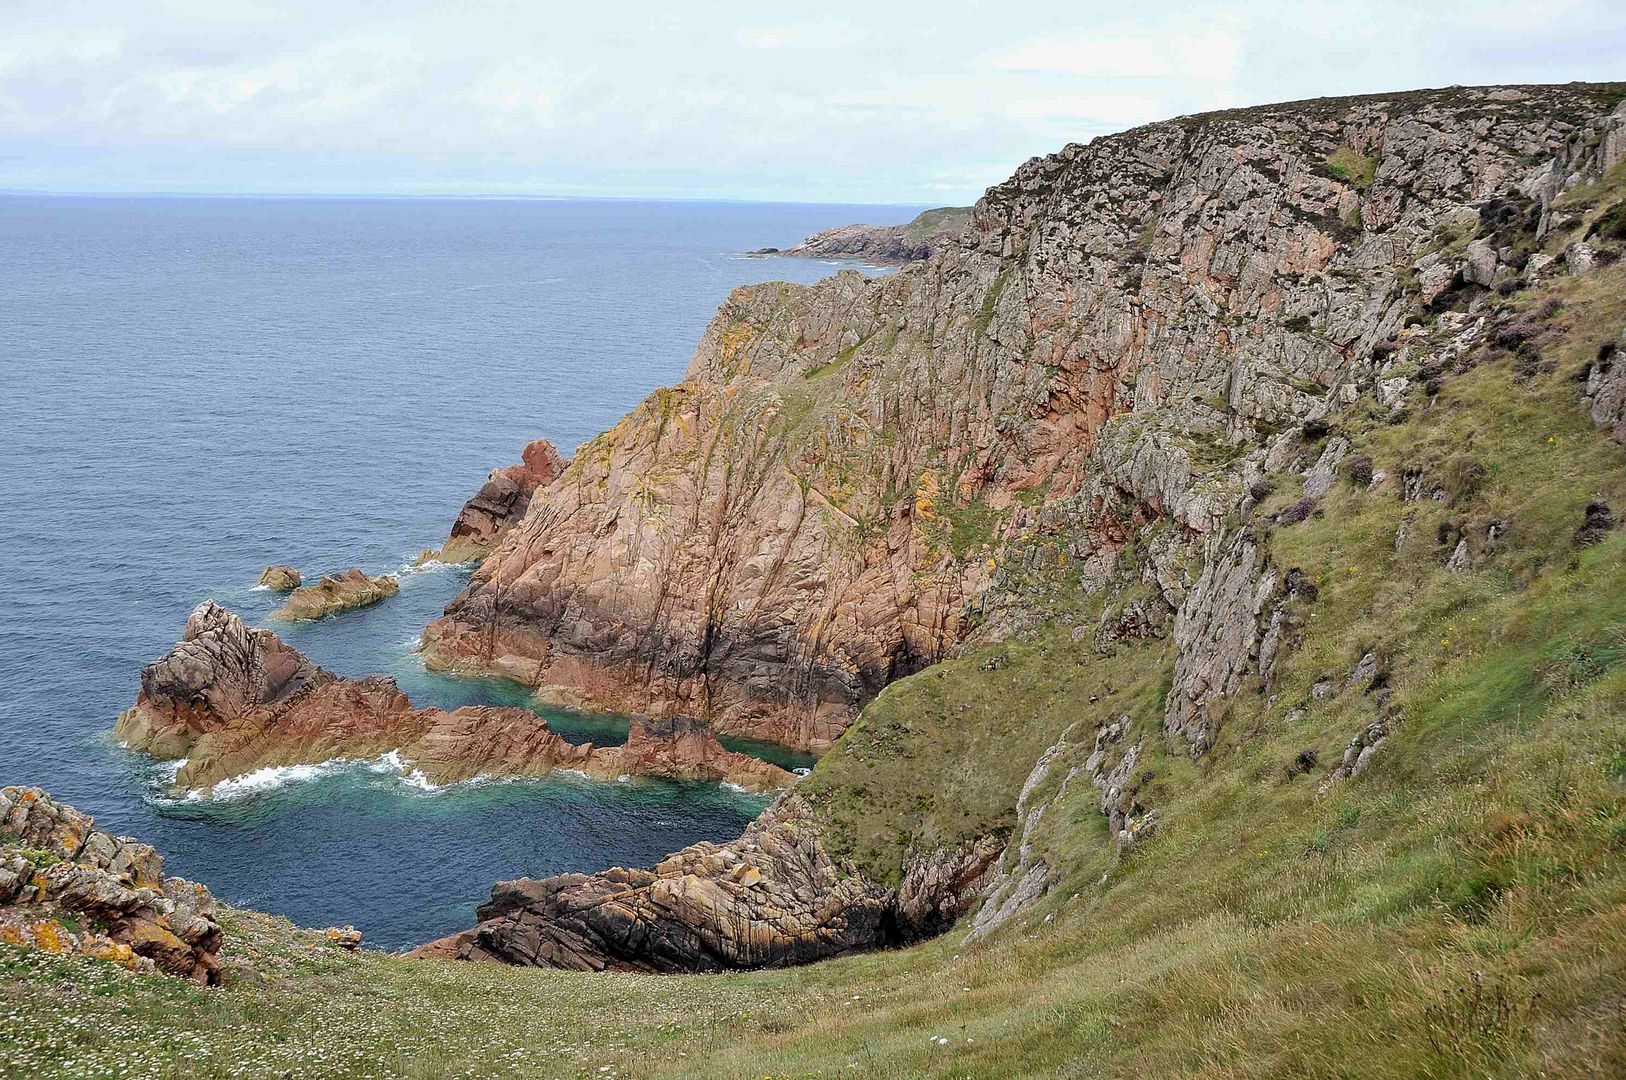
982 27 1243 81
734 20 863 50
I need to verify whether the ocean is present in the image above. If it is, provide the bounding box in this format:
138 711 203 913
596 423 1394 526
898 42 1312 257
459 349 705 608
0 193 907 949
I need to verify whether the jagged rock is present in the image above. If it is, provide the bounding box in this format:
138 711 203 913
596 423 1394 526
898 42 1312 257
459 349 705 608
114 603 794 794
411 797 981 972
967 734 1073 940
1166 530 1280 754
422 86 1626 755
0 787 222 984
435 439 567 564
256 565 302 591
1320 714 1401 792
1584 337 1626 441
778 207 970 264
276 568 398 621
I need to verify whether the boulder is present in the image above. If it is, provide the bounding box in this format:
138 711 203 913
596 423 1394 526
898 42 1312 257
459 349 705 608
0 787 222 984
256 565 302 591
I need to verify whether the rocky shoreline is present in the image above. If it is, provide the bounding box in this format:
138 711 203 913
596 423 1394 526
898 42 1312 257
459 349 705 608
409 796 999 971
115 602 794 795
27 81 1621 987
760 206 971 265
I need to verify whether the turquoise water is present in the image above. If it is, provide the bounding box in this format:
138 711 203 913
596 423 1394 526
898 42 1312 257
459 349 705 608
0 194 900 949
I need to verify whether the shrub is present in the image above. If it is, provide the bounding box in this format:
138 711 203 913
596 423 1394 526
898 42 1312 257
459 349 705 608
1280 496 1319 525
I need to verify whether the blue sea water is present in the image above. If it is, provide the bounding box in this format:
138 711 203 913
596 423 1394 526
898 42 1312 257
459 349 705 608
0 194 908 950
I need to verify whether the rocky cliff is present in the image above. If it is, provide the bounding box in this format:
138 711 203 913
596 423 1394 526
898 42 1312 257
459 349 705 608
116 602 793 794
422 84 1626 756
417 83 1626 973
431 438 567 564
413 795 999 971
773 206 972 264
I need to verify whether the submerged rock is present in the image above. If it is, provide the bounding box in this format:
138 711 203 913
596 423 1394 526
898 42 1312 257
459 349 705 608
0 786 223 984
410 796 994 972
115 602 793 795
276 568 398 621
256 565 302 591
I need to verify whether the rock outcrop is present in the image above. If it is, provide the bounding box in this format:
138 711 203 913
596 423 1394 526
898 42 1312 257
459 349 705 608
423 85 1626 755
433 438 568 564
276 568 399 621
600 715 795 792
0 787 223 984
256 565 302 591
410 796 993 971
777 206 971 264
116 603 794 794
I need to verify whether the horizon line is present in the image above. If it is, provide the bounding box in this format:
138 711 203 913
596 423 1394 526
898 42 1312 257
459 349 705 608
0 186 944 208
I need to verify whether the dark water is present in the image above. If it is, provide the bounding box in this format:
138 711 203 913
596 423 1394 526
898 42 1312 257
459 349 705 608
0 194 906 949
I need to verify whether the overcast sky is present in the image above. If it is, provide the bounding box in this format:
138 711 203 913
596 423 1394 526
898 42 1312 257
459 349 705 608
3 0 1623 204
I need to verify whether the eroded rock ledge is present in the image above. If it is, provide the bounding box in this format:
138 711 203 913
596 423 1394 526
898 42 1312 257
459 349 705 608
115 602 792 794
0 787 222 984
410 796 998 971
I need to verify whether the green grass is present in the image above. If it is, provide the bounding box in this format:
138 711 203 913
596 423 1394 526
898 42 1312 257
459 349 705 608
1326 144 1378 188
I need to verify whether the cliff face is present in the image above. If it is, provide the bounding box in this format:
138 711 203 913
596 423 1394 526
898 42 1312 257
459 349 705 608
422 85 1625 755
435 438 567 564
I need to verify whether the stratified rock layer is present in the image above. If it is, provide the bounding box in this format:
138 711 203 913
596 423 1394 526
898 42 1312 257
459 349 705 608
411 796 997 971
115 603 792 794
436 438 568 564
0 787 223 984
424 86 1626 753
276 568 398 621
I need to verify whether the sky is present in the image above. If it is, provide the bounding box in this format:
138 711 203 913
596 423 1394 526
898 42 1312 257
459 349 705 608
3 0 1623 204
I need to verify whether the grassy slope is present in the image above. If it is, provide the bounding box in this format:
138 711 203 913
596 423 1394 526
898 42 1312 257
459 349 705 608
7 245 1626 1080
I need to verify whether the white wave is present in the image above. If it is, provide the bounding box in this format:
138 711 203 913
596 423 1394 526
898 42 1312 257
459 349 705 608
793 767 812 777
719 781 748 793
249 584 270 592
400 768 443 793
203 761 340 801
